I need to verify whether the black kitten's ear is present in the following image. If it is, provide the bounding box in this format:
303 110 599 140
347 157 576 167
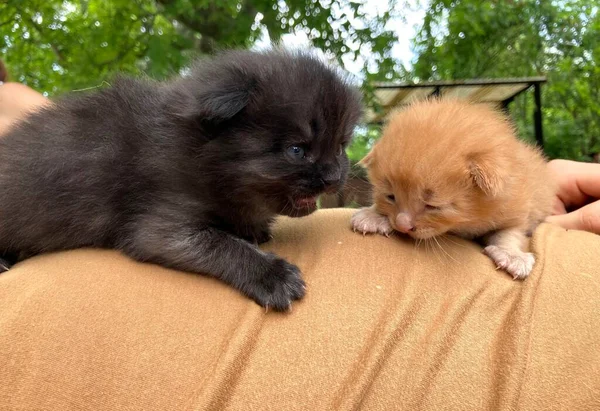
194 85 250 121
165 67 254 124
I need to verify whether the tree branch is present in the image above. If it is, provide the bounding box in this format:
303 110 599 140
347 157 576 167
155 0 258 53
15 7 65 62
96 15 155 67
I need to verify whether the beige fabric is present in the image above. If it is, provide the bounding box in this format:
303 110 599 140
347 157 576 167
1 208 599 410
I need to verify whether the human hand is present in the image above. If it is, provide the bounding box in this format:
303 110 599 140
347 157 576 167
545 159 600 234
0 60 49 136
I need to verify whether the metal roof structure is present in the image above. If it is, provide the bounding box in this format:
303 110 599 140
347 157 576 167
365 76 547 148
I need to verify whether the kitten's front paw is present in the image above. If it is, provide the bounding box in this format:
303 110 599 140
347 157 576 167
245 254 306 312
351 207 393 236
483 245 535 280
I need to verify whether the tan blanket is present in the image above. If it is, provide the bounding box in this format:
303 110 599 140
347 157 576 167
1 208 599 410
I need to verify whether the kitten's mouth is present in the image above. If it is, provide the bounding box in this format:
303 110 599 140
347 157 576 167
406 229 439 240
408 232 430 240
293 195 318 208
281 194 319 217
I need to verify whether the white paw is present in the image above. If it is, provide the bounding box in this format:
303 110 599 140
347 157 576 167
351 208 393 236
483 245 535 280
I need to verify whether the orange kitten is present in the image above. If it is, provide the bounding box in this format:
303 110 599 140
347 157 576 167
351 98 556 279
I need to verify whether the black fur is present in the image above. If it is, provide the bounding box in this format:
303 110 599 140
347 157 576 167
0 48 362 311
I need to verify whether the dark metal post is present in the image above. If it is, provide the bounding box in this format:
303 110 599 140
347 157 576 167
501 97 514 115
533 83 544 149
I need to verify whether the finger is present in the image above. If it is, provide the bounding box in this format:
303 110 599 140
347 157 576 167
545 200 600 234
557 160 600 200
552 197 567 215
547 165 589 210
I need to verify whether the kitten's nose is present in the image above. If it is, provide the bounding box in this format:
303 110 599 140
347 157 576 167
395 213 416 233
323 175 340 186
321 166 341 189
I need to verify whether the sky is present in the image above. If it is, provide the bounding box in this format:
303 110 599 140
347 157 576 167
254 0 428 78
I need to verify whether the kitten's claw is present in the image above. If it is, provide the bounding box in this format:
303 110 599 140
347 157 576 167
244 254 306 312
483 245 535 280
351 207 394 236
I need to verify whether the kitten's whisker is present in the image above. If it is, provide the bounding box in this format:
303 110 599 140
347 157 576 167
415 238 422 250
429 239 444 264
433 236 458 264
439 235 467 249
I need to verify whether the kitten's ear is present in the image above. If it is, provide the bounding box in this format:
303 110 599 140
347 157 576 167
165 67 254 124
468 153 505 197
358 149 376 168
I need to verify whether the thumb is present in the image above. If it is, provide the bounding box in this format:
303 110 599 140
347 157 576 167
545 200 600 234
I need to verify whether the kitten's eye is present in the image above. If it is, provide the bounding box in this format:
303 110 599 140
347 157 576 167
425 204 441 211
387 194 395 202
286 145 306 160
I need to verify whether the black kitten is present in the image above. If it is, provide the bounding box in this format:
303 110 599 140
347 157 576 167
0 48 362 311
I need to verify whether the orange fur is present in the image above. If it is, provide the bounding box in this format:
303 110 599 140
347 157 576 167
353 98 557 279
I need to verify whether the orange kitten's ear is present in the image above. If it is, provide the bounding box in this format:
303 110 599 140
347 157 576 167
468 153 505 197
358 149 375 168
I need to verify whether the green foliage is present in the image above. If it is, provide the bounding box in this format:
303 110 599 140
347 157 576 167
346 123 380 163
1 0 597 162
0 0 399 95
408 0 600 161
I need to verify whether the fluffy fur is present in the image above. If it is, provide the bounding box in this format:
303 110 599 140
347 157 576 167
0 48 362 310
351 98 555 279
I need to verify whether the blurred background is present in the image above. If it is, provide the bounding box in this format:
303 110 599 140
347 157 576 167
1 0 598 207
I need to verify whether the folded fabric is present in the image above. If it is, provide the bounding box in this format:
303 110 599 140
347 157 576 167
1 208 599 410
